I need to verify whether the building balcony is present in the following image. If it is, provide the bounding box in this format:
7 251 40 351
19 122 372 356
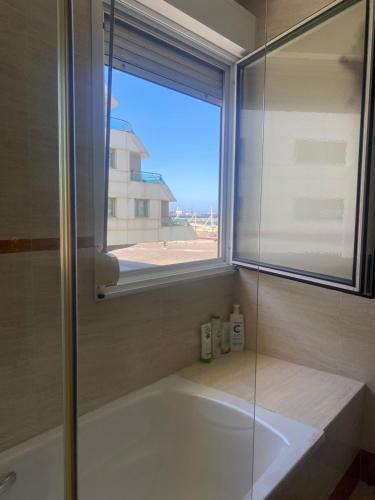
130 170 165 184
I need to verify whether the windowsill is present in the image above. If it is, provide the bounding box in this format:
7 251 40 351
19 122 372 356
97 261 235 299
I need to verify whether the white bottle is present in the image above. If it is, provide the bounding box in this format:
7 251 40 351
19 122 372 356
230 305 245 351
211 315 222 359
200 323 212 363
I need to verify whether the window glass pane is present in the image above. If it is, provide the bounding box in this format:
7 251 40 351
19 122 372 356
235 0 367 284
106 66 221 272
109 148 116 168
135 199 149 217
129 152 141 172
234 55 266 263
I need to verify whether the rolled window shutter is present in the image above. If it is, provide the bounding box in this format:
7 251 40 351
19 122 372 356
104 15 224 107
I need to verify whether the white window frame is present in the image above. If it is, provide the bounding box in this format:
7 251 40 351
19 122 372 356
91 0 240 297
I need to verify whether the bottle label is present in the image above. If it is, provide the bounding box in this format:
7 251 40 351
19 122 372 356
231 322 243 347
201 325 212 360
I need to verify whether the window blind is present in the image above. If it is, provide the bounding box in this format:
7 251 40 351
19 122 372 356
104 14 224 107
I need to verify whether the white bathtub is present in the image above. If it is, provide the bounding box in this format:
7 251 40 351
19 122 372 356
0 375 323 500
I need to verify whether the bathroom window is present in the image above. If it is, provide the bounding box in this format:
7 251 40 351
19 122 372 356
135 199 149 218
233 0 375 296
93 0 235 296
93 0 233 294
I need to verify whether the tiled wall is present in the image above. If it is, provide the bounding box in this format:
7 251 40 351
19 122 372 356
236 268 375 454
0 0 234 453
0 0 63 453
266 0 335 39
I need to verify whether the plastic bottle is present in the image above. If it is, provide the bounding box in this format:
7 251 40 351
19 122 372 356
230 305 244 351
211 315 222 359
200 323 212 363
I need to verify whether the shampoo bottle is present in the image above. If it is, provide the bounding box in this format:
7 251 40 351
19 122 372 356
230 305 244 351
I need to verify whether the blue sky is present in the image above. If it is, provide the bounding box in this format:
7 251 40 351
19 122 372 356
108 69 221 212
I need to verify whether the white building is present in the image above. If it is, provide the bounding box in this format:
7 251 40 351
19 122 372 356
107 119 196 248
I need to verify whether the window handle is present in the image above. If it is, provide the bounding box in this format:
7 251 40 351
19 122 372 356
0 472 16 495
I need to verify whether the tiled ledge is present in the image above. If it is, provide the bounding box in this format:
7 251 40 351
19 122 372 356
179 351 364 430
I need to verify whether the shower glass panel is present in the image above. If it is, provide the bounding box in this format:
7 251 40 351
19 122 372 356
0 1 64 499
75 1 264 499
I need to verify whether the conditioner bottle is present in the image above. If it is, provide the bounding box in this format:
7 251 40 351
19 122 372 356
230 305 244 351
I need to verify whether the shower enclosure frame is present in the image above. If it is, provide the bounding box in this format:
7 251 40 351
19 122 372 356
57 0 79 499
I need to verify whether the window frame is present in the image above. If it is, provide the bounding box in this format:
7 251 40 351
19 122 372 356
91 0 238 297
134 199 149 218
231 0 375 297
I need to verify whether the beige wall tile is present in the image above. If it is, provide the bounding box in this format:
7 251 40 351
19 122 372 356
266 0 335 40
0 252 62 452
236 0 335 47
236 271 345 373
0 3 31 240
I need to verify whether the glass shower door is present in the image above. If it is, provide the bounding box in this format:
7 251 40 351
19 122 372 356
74 1 265 499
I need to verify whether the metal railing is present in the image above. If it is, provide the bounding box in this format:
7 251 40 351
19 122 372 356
130 170 164 184
161 216 190 227
108 116 133 133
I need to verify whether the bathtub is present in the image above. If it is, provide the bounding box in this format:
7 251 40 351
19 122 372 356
0 375 323 500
